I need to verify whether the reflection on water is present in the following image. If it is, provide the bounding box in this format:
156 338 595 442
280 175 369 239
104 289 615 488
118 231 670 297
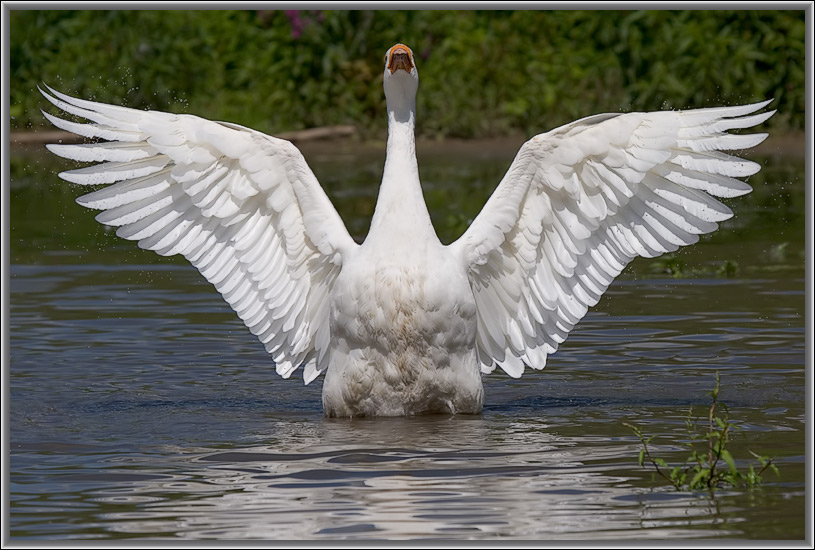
11 417 749 540
8 147 806 540
10 265 805 540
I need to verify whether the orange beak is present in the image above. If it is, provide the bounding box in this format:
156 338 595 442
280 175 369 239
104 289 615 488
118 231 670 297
388 44 414 74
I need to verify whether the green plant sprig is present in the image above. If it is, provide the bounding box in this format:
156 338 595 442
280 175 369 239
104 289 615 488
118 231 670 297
624 373 780 493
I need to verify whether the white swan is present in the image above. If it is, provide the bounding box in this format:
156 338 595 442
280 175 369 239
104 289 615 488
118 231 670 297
42 43 773 417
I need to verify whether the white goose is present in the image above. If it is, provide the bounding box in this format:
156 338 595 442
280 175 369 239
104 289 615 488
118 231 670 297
42 44 773 417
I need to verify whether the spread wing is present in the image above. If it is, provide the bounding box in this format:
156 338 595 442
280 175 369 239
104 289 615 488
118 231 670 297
41 86 359 383
449 100 774 377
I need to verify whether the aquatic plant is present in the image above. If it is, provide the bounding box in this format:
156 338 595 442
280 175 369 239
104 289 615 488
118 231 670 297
624 373 780 492
648 254 741 279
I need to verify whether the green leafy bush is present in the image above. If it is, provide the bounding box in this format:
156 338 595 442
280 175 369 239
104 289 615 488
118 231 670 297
10 9 806 138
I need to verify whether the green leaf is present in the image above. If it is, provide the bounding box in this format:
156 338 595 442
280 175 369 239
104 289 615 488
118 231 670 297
689 468 710 489
723 470 742 486
638 448 645 467
711 373 721 400
721 449 738 475
714 438 726 455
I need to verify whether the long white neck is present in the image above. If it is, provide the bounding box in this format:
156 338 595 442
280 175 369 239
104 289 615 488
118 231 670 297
367 77 437 247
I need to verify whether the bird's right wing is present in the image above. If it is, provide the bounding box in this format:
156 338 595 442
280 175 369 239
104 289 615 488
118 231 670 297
450 101 774 378
41 86 359 383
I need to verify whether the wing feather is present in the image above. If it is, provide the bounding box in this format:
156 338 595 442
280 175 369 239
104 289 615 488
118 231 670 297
42 86 358 383
451 101 772 376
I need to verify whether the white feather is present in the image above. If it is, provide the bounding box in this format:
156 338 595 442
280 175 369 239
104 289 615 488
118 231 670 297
452 101 772 378
43 87 357 387
42 47 772 416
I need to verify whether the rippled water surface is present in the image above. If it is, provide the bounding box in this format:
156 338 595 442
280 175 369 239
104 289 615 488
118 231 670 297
8 142 807 540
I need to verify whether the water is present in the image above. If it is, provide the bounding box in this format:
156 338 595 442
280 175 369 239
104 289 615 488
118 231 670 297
8 140 807 540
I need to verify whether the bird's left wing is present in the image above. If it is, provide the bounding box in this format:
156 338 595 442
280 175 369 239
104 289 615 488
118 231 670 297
40 86 359 383
449 101 773 378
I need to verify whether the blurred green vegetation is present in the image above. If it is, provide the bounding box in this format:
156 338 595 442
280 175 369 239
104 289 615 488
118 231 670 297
10 9 806 138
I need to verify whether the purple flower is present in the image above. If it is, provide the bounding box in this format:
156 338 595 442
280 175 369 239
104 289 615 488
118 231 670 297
285 10 304 39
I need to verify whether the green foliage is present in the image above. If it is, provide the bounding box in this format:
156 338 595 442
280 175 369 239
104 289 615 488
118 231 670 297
625 373 780 493
648 254 740 279
649 254 690 278
10 9 806 138
715 259 740 278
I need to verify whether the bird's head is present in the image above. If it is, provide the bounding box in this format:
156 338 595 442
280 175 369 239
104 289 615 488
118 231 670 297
384 43 416 76
383 44 418 115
